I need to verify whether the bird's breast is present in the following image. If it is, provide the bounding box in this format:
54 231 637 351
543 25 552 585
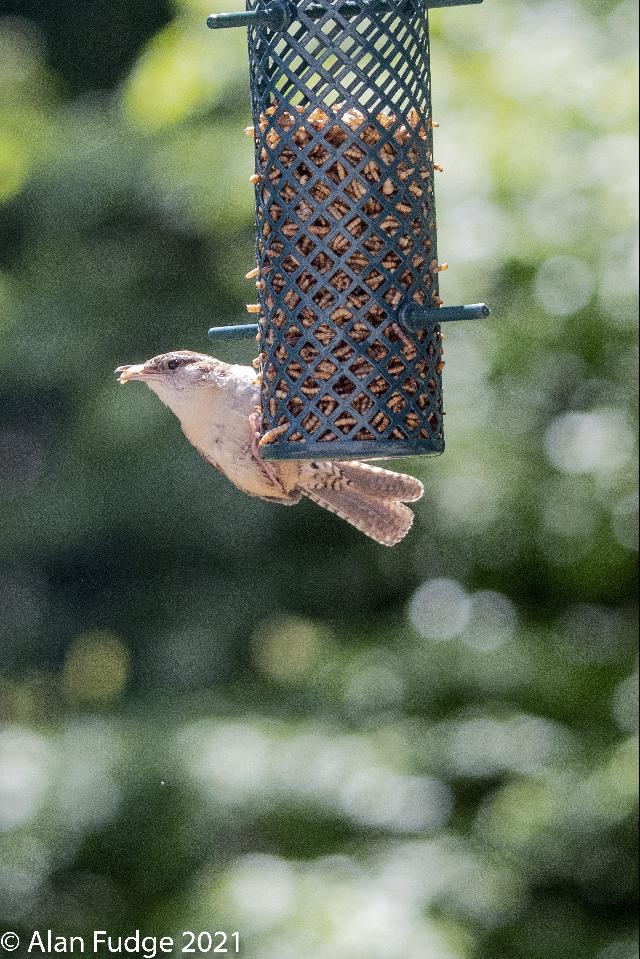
179 392 280 499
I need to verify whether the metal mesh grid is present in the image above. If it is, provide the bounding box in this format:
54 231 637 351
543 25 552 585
248 0 445 460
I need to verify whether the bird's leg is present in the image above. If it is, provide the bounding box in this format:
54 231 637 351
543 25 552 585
249 410 284 492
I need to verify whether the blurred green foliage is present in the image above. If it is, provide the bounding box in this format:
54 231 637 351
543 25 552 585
0 0 638 957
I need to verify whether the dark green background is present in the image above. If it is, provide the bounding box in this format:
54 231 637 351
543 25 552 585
0 0 637 956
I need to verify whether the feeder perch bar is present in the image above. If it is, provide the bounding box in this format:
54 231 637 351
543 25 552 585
207 0 489 461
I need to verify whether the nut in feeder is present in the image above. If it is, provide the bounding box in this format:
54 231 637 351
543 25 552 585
207 0 490 460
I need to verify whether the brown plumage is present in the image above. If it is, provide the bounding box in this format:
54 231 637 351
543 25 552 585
116 350 424 546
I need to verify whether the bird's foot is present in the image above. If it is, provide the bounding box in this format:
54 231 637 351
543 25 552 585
249 411 285 492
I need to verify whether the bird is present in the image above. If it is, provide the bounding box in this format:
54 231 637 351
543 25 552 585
115 350 424 546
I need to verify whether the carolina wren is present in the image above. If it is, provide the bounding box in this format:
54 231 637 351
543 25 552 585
116 351 423 546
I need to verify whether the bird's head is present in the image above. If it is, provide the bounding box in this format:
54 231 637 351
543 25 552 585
116 351 231 396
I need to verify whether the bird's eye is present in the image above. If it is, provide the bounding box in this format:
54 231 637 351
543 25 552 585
167 359 181 371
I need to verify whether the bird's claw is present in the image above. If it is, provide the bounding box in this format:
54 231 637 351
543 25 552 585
249 412 284 491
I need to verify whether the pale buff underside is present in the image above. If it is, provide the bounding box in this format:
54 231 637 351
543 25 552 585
143 363 423 545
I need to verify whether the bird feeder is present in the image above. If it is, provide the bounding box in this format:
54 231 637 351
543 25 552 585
207 0 489 460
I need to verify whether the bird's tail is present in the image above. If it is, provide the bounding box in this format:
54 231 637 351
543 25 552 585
298 461 424 546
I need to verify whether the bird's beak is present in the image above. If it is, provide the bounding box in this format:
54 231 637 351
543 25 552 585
115 363 155 384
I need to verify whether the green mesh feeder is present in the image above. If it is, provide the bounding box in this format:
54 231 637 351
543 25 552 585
207 0 489 460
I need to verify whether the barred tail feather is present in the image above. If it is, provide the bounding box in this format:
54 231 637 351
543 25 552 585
303 487 415 546
297 460 423 544
336 461 424 502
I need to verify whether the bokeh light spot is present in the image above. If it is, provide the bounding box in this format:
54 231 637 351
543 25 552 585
254 615 329 683
544 409 635 475
599 937 640 959
0 133 30 201
62 631 130 702
534 255 594 315
0 726 51 831
408 578 471 641
340 769 453 833
124 26 212 131
228 855 297 931
461 591 518 651
611 673 639 734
